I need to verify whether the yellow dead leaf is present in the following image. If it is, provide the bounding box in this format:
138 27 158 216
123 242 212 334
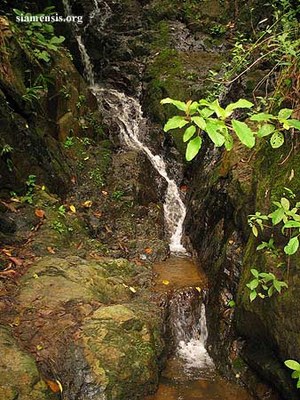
36 344 43 351
42 185 46 191
195 287 201 293
129 286 137 293
69 205 76 213
162 280 170 285
82 200 93 208
33 273 39 279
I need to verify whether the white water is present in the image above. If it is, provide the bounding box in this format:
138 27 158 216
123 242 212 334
177 303 214 370
62 0 187 253
94 87 187 254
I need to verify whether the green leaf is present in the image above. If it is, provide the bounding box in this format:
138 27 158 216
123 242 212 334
285 360 300 371
199 107 214 118
160 98 187 112
252 225 258 237
270 131 284 148
292 371 300 379
189 102 199 115
281 197 290 211
205 121 225 147
183 126 196 142
209 99 227 119
283 221 300 229
250 290 257 302
225 99 254 113
250 113 275 122
271 207 285 225
163 116 189 132
50 35 65 45
186 136 202 161
247 279 259 290
231 120 255 148
191 116 206 130
284 236 299 255
257 123 276 138
278 108 293 119
251 268 259 278
285 119 300 130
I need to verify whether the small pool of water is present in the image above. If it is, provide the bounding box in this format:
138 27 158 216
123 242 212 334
147 256 254 400
152 256 207 292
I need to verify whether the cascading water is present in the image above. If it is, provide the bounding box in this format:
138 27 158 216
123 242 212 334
62 0 187 254
94 88 187 254
168 287 214 372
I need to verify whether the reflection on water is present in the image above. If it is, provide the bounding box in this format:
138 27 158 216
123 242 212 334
152 256 207 291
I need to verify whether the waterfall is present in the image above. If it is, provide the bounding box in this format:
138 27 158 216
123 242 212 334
168 288 214 370
62 0 187 254
93 87 187 254
62 0 96 85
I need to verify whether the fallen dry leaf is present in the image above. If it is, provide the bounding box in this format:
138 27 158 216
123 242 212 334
35 209 45 219
82 200 93 208
45 379 62 393
71 176 76 184
47 246 56 254
69 205 76 213
144 247 153 255
0 201 17 212
8 256 23 266
162 280 170 285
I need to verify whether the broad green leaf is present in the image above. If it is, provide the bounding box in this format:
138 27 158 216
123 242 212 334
285 119 300 130
163 116 189 132
250 290 257 302
284 236 299 255
270 131 284 148
231 120 255 148
283 221 300 229
191 116 206 130
278 108 293 119
285 360 300 371
271 207 285 225
205 121 225 147
257 123 276 138
225 99 254 113
199 107 214 118
209 99 227 119
281 197 290 211
189 102 199 115
268 286 274 297
250 113 275 122
297 379 300 388
292 371 300 379
246 279 259 290
160 98 187 112
186 136 202 161
251 269 259 278
257 242 267 250
183 126 196 142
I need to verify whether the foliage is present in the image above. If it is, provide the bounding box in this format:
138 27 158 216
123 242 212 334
64 137 75 149
12 7 65 64
248 190 300 256
285 359 300 389
245 189 300 301
112 190 125 200
22 85 44 105
76 95 87 109
246 268 288 302
161 98 300 161
207 0 300 108
0 144 14 171
50 221 65 234
21 174 36 204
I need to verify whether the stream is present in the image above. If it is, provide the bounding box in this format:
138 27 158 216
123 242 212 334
62 1 254 398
